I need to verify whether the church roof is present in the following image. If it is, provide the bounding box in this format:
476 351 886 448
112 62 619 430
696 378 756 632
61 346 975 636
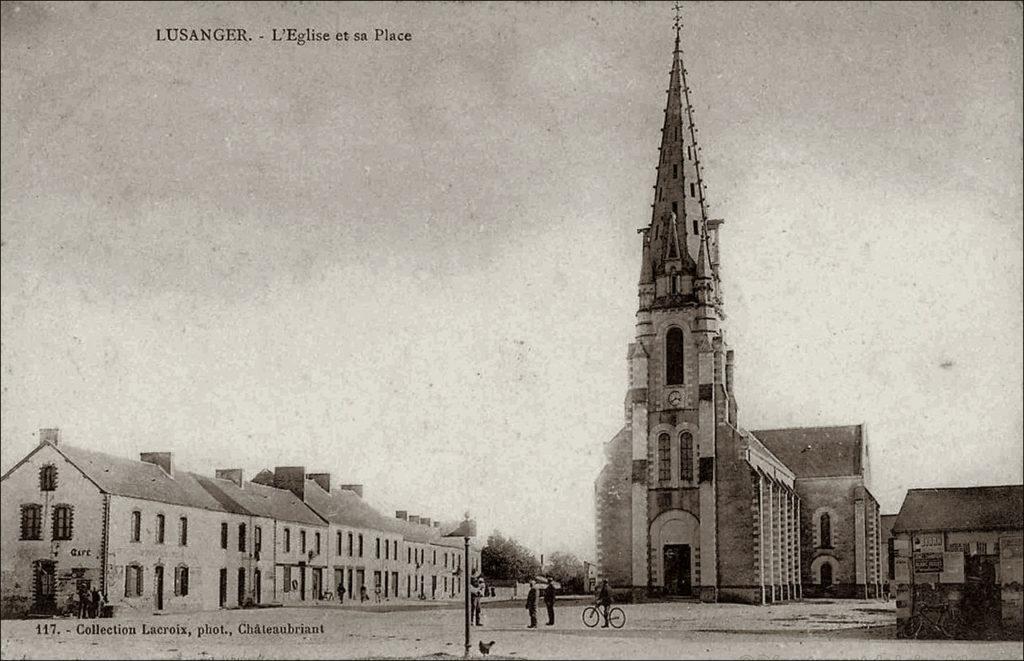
752 425 864 478
892 485 1023 533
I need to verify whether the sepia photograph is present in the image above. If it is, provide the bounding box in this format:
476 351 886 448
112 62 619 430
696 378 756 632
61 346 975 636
1 1 1022 659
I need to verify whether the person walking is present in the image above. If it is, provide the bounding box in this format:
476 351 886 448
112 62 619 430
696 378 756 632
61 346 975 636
337 580 346 604
597 579 613 628
360 584 369 603
544 579 556 626
525 581 538 629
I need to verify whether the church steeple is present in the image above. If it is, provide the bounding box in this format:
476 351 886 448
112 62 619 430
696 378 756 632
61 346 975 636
644 10 712 286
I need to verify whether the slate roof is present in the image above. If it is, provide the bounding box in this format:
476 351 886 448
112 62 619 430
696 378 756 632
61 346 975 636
57 444 230 513
892 485 1023 533
194 474 326 526
752 425 864 478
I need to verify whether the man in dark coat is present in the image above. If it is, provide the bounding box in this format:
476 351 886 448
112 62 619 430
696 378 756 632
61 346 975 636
337 580 346 604
543 580 556 626
597 579 613 628
525 581 537 628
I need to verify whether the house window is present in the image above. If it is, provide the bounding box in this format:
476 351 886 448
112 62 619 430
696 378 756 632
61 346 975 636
384 538 389 560
819 513 832 549
976 542 988 555
125 564 143 597
179 517 188 546
376 538 381 559
283 565 292 592
348 532 354 556
174 565 190 596
284 528 291 553
131 511 141 542
221 522 229 549
393 540 398 558
658 433 671 482
433 550 437 565
20 504 42 540
39 465 58 491
238 523 247 552
679 432 694 482
255 526 262 556
300 530 307 554
156 514 165 544
314 532 321 556
666 327 685 385
408 548 412 563
359 534 364 557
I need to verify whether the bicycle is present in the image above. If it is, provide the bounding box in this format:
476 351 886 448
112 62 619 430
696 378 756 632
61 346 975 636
582 604 625 629
901 604 964 639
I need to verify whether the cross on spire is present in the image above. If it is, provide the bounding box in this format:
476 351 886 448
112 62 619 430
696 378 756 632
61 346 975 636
673 2 683 48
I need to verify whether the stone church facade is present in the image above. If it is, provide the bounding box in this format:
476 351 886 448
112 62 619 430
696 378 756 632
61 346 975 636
594 28 882 605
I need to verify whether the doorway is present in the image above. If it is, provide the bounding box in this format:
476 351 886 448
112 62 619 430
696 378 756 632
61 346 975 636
254 568 262 604
663 544 691 596
237 568 246 606
312 567 322 600
219 568 227 607
298 562 306 601
33 561 56 613
820 562 833 589
154 566 164 610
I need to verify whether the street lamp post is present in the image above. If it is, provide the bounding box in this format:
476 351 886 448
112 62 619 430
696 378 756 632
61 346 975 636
444 515 477 659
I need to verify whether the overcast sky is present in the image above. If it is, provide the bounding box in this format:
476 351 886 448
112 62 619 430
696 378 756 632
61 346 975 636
2 1 1021 560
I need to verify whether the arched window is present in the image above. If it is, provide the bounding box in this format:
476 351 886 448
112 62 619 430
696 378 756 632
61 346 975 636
819 513 832 549
155 514 165 544
666 327 685 385
820 562 833 588
658 433 671 483
130 510 141 542
679 432 694 482
238 523 247 552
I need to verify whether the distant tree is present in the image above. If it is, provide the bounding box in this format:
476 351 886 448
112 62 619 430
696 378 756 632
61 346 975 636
481 531 541 581
545 551 585 593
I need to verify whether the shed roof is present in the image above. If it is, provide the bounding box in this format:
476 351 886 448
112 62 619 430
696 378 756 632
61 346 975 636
892 485 1023 533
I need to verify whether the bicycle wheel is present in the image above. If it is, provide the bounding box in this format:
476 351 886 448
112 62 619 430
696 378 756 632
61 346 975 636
608 607 626 629
581 606 600 628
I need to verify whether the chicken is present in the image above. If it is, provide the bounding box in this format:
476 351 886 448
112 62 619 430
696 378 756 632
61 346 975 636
479 640 496 656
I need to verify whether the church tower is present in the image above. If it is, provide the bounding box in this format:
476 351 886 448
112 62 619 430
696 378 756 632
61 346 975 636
597 13 736 603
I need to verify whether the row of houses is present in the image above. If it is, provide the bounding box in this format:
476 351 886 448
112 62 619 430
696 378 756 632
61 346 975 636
0 429 481 618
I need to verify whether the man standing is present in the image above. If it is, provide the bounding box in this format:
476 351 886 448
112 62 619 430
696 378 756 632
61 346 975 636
525 581 538 629
544 579 556 626
337 579 346 604
597 579 613 628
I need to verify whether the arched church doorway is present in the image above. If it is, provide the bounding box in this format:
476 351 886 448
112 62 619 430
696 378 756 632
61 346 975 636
650 509 700 597
820 562 833 589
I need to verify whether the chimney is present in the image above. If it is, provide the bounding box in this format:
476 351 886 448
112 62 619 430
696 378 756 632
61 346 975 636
39 428 61 446
140 452 173 477
307 472 331 493
421 517 432 527
215 469 243 488
340 484 363 498
408 515 420 524
395 511 408 521
274 466 306 501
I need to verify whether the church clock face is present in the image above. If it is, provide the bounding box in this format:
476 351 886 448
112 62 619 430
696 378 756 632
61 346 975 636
667 390 682 407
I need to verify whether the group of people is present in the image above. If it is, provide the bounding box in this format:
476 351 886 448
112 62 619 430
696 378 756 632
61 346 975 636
69 585 106 619
523 579 558 628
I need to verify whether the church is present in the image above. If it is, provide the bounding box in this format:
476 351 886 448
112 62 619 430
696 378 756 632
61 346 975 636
594 24 884 605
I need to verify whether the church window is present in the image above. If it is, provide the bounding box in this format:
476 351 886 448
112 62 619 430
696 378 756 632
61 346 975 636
690 183 696 198
670 274 679 295
657 434 671 483
687 145 692 160
673 164 678 179
657 492 671 508
693 221 699 235
819 513 832 549
671 201 677 214
679 432 694 482
666 327 685 385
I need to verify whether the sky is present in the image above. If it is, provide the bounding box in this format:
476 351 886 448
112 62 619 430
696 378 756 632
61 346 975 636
2 1 1022 561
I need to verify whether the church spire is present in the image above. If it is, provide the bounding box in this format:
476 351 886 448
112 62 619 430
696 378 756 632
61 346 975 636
645 5 709 281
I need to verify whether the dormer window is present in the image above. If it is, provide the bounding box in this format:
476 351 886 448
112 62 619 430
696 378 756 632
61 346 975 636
39 465 57 491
